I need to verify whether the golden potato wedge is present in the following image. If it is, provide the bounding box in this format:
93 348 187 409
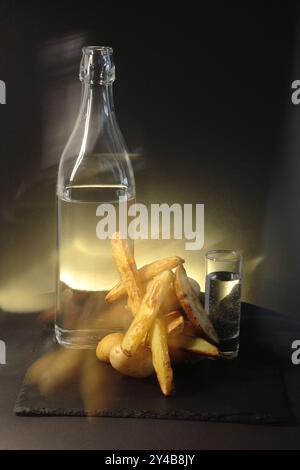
174 265 219 344
105 256 184 304
96 332 124 363
150 316 174 396
154 274 200 315
121 270 173 356
168 334 220 358
111 232 143 315
160 272 181 313
165 311 185 336
110 343 154 378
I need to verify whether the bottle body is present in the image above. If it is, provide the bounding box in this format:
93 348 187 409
56 47 135 348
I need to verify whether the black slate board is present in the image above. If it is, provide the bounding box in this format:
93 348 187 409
15 355 292 425
14 302 295 425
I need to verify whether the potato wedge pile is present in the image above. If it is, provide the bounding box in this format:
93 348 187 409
96 233 220 396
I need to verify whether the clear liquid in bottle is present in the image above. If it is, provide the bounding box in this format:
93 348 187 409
56 183 134 348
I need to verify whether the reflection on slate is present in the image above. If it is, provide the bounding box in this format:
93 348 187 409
14 305 296 425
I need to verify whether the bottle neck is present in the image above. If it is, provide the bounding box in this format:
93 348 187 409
79 82 115 121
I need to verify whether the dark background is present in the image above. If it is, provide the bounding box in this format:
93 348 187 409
0 1 299 316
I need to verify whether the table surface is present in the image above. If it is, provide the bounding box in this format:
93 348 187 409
0 307 300 450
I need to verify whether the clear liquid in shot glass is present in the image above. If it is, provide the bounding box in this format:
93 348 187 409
205 271 241 359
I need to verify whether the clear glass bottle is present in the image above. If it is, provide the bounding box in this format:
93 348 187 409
56 46 135 349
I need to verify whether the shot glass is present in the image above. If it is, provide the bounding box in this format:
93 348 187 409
205 250 242 359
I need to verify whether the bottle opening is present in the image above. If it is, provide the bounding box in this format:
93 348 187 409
80 45 115 84
82 46 113 55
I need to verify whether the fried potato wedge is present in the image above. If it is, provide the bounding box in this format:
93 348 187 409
150 316 174 396
121 270 173 356
105 256 184 304
165 311 185 336
111 232 143 315
160 272 181 313
174 265 219 344
168 334 220 358
143 275 200 316
96 332 124 363
110 343 154 378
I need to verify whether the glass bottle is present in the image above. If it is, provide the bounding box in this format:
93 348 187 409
56 46 135 349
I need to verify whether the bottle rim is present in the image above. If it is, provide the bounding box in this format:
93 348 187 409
82 46 113 55
205 249 242 262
